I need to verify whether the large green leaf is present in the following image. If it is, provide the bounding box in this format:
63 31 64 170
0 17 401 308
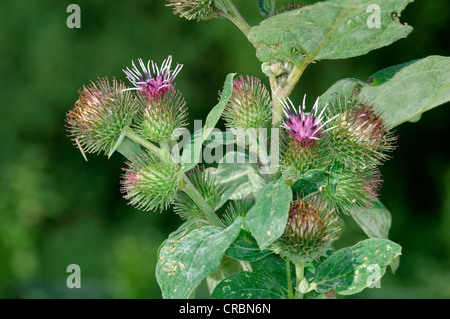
362 56 450 127
156 218 242 299
312 239 401 295
245 176 293 249
249 0 413 63
321 56 450 127
211 271 286 299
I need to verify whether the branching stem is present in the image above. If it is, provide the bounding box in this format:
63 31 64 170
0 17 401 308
125 127 225 228
219 0 252 37
271 63 308 127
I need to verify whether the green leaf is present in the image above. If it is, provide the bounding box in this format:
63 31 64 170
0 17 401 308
291 169 328 196
319 77 366 109
321 56 450 127
362 55 450 127
304 249 336 282
179 73 235 171
116 136 141 158
313 239 401 295
349 201 400 274
156 218 242 299
156 219 207 257
245 176 293 249
225 230 272 262
202 73 235 143
350 200 391 239
211 271 286 299
258 0 276 17
251 254 295 292
249 0 413 64
208 152 266 201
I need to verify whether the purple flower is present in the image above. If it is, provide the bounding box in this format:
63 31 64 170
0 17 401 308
281 95 336 144
123 56 183 99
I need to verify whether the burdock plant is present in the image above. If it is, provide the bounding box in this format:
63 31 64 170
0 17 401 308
65 0 450 299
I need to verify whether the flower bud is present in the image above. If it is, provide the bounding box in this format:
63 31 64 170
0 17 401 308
134 88 188 142
66 77 137 156
174 166 224 221
222 76 272 130
324 99 396 170
166 0 215 21
121 150 182 212
273 198 341 263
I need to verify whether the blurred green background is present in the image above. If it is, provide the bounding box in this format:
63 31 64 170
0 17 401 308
0 0 448 298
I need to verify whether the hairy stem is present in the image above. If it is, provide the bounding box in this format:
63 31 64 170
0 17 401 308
271 63 307 127
294 261 304 299
286 259 295 299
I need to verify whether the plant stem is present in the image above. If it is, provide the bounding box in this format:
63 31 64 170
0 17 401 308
294 261 304 299
286 259 295 299
125 128 224 228
271 63 308 127
219 0 252 37
179 174 226 228
124 128 170 160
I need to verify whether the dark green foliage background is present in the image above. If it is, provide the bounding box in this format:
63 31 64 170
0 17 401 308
0 0 448 298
